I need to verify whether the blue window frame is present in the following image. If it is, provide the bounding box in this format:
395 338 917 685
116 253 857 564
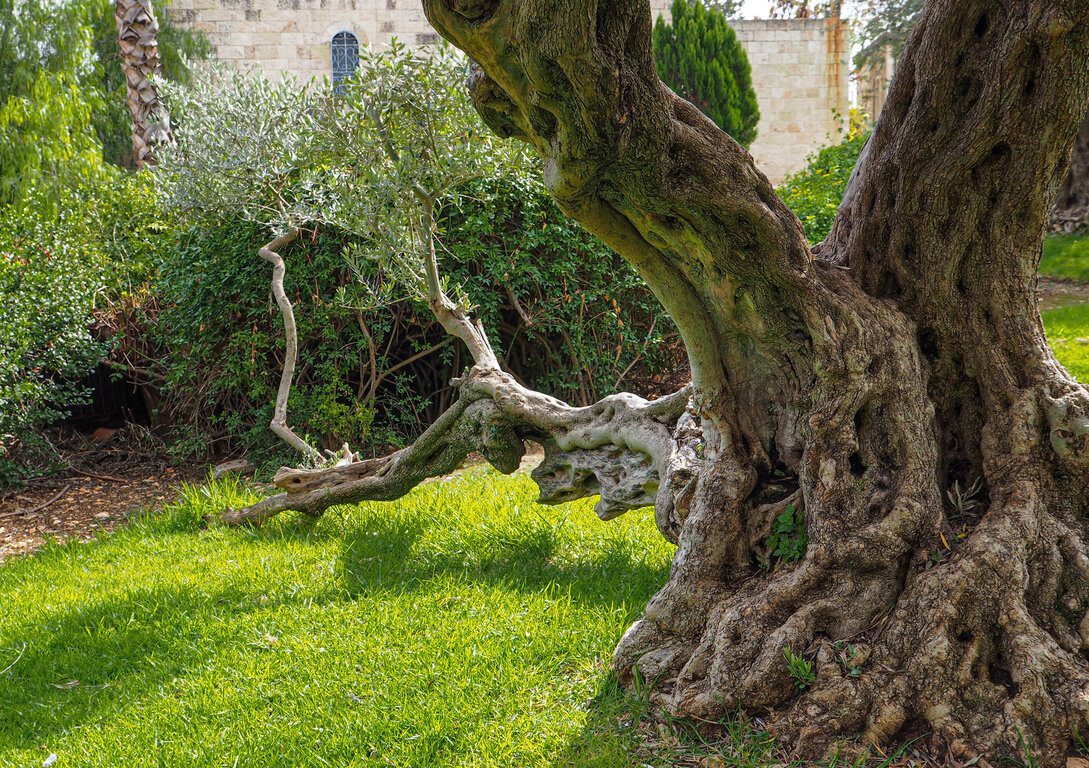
331 31 359 94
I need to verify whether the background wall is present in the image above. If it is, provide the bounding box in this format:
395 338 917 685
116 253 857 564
168 3 848 183
733 19 850 184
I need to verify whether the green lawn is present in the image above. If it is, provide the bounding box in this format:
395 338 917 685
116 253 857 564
1030 232 1089 378
1044 303 1089 381
1041 232 1089 282
0 472 684 767
0 469 915 768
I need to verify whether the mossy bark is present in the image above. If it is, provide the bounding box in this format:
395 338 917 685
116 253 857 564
419 0 1089 763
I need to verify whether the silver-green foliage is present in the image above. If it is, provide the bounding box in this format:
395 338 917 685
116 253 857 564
159 42 529 311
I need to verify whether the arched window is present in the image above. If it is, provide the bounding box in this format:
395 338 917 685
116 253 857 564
331 31 359 94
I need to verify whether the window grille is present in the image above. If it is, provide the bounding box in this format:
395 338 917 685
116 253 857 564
331 31 359 94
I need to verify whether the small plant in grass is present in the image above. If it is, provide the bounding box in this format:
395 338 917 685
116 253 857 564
783 645 815 690
159 473 263 529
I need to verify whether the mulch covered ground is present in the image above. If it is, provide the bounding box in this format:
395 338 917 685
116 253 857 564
0 426 208 564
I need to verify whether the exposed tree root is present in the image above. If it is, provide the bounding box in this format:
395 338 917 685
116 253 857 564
610 379 1089 766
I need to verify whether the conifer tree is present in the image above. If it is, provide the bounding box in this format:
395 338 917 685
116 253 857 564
653 0 759 148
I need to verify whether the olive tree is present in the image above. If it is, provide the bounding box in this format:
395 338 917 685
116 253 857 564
198 3 1089 763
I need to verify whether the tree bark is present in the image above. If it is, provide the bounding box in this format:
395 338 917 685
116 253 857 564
412 0 1089 763
115 0 170 168
1053 109 1089 233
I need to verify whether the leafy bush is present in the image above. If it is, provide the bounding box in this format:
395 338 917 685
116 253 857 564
0 0 205 208
133 177 680 466
140 219 386 464
777 130 870 244
653 0 760 148
442 176 680 404
139 48 681 466
0 193 110 480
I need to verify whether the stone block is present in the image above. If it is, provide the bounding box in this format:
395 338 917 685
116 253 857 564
198 8 232 21
216 44 246 60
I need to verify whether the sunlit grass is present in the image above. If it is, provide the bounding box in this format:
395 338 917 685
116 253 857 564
1041 232 1089 283
0 470 678 767
1045 303 1089 383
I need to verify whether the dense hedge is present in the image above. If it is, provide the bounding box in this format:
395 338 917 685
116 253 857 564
119 175 680 466
0 191 110 481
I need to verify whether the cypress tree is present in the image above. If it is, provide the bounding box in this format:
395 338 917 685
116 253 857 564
653 0 759 148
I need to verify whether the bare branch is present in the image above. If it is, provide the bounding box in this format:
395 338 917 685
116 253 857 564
260 226 323 464
221 366 694 532
418 197 500 369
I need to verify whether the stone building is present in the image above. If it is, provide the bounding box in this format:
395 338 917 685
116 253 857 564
169 0 849 183
857 44 896 123
733 18 849 183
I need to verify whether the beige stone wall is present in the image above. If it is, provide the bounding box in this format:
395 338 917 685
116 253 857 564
733 19 851 184
170 0 671 83
169 3 846 183
858 44 896 124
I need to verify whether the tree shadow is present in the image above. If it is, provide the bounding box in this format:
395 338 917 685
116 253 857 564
0 580 347 749
336 510 671 610
0 495 672 756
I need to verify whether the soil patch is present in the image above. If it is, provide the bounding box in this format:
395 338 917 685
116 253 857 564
0 425 210 564
1039 275 1089 311
0 464 207 564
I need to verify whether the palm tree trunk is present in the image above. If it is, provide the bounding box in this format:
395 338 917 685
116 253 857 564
115 0 169 168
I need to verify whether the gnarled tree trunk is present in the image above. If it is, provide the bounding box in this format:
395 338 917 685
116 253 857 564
227 0 1089 762
418 0 1089 763
115 0 169 168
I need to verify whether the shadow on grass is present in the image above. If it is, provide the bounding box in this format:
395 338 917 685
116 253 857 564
0 480 672 759
336 509 671 611
0 580 345 750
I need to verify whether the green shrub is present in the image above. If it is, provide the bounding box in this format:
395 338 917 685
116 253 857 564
0 0 206 209
136 176 680 466
142 51 681 467
0 193 110 480
653 0 759 148
777 130 870 244
143 219 384 465
442 176 680 404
